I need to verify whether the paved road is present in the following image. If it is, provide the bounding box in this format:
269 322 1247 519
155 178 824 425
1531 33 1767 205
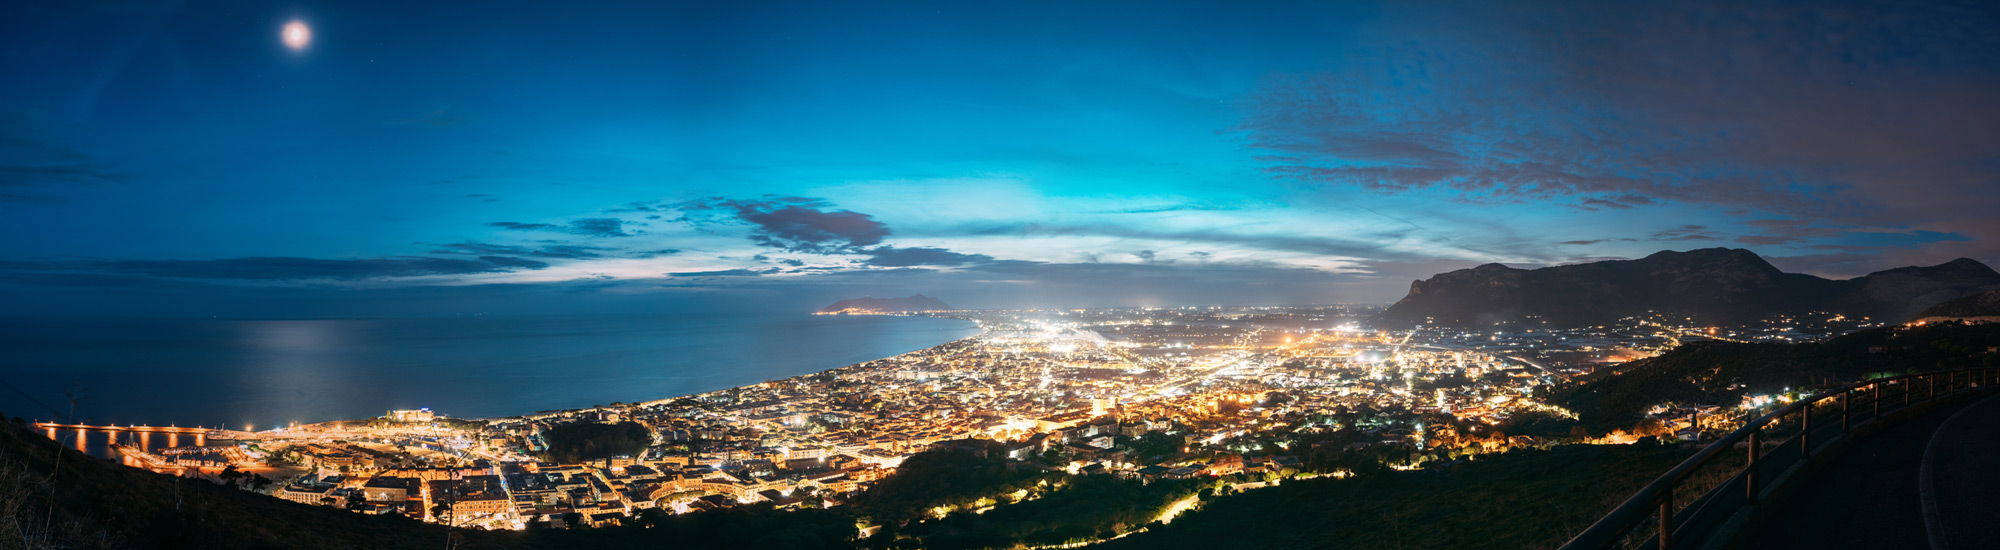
1749 391 2000 550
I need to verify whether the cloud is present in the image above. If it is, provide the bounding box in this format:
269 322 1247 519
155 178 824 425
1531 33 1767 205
667 268 779 277
861 246 995 267
430 242 611 260
630 248 682 259
681 196 890 253
1 255 550 282
566 218 630 237
1240 0 2000 228
0 117 124 201
956 222 1426 261
1650 225 1721 241
487 218 631 237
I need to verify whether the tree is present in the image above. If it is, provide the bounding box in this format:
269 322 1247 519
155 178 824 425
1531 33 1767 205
536 421 653 464
563 512 583 529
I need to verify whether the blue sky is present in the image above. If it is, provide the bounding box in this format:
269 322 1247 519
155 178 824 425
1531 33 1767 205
3 0 1997 316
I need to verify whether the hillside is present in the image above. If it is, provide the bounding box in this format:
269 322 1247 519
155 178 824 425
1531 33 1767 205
0 418 456 549
0 420 854 549
1556 322 2000 432
1094 444 1704 550
818 294 953 314
1914 289 2000 320
1376 249 2000 327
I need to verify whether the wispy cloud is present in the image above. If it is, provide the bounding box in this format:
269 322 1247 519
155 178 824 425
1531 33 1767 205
2 255 548 282
488 218 631 237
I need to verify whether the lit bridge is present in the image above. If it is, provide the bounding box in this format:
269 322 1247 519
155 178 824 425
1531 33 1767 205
32 422 259 450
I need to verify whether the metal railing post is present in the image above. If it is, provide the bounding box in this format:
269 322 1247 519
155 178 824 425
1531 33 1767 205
1659 493 1674 550
1904 378 1912 407
1841 390 1849 433
1873 383 1881 418
1746 429 1760 504
1800 405 1812 459
1930 373 1937 400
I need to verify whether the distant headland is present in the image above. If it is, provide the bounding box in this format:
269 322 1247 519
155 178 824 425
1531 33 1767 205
816 294 953 314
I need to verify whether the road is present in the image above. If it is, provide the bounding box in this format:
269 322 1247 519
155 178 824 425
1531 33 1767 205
1747 390 2000 550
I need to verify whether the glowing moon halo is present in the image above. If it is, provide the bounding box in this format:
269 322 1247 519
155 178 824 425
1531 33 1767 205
282 20 311 50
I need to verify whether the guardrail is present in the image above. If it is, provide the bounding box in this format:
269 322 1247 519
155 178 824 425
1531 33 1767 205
1559 365 1998 550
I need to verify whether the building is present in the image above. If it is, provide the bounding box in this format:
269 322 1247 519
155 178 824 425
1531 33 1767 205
387 408 436 423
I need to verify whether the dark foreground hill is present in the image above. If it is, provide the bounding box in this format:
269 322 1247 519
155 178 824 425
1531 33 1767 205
1377 248 2000 327
1557 322 2000 432
819 294 953 314
0 420 854 549
1094 444 1702 550
0 418 452 549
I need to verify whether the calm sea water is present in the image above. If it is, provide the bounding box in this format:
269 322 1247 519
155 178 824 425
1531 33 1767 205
0 314 977 430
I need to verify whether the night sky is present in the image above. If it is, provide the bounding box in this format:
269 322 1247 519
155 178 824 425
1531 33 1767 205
3 0 1998 316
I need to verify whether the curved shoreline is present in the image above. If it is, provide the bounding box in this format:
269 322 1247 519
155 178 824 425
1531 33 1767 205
501 317 990 421
498 315 987 421
0 314 982 431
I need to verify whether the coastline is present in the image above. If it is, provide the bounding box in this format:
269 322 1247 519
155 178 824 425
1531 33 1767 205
496 314 988 422
0 313 981 431
495 314 988 422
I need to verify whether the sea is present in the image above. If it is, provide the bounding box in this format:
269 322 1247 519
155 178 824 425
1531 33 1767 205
0 313 979 433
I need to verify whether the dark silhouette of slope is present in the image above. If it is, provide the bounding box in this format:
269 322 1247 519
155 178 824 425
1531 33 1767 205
0 420 860 549
0 419 460 549
1557 323 2000 432
1914 288 2000 319
1093 445 1704 550
1377 249 2000 327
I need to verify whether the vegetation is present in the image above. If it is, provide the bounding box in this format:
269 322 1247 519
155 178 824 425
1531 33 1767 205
881 475 1211 549
1095 444 1704 550
534 421 652 464
1559 322 2000 432
847 441 1058 528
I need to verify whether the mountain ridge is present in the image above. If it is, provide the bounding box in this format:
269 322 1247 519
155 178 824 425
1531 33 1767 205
1377 248 2000 327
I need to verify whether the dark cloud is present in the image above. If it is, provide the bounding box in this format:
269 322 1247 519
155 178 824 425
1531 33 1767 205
1650 225 1722 241
487 218 631 237
955 222 1425 261
607 201 661 213
1734 218 1848 245
681 196 890 253
0 117 123 201
667 268 779 277
861 246 994 267
1134 250 1174 265
630 248 682 259
567 218 630 237
1560 240 1606 245
1242 0 2000 229
2 255 549 282
431 242 609 260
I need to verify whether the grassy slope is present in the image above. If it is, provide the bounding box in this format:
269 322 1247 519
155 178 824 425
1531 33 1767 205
1096 444 1699 550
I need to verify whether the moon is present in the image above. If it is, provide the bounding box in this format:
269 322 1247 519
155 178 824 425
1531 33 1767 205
282 20 311 51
